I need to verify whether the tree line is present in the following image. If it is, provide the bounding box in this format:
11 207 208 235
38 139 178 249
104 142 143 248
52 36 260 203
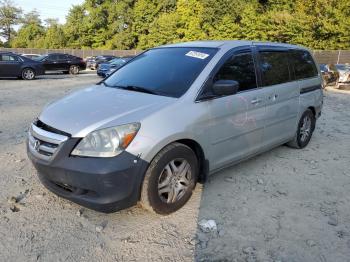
0 0 349 50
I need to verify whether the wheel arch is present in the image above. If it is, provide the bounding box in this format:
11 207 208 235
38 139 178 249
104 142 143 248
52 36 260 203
139 137 209 189
21 66 36 74
307 106 316 117
174 139 209 183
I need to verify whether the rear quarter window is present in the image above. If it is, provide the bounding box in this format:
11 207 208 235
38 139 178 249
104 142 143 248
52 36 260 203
290 50 318 80
0 54 19 61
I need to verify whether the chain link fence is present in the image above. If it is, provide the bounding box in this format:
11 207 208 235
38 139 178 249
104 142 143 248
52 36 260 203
312 50 350 64
1 48 350 64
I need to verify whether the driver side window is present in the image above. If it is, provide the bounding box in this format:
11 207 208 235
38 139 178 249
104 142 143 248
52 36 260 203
214 52 257 92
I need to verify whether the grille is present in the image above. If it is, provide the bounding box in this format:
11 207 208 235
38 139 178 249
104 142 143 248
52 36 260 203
28 122 69 161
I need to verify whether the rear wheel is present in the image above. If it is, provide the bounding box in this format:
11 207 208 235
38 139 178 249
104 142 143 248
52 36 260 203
69 65 80 75
287 109 315 149
140 143 198 215
21 68 35 80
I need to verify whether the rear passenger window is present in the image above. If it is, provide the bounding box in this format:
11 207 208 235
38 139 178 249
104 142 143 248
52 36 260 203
57 54 67 60
1 55 18 61
290 50 318 79
259 51 290 86
48 55 58 61
214 52 257 92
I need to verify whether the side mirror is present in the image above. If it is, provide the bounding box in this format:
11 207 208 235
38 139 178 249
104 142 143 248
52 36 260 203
212 80 239 96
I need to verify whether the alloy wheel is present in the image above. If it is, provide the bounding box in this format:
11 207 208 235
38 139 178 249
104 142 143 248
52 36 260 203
158 158 192 204
70 65 79 75
300 115 312 142
22 69 35 80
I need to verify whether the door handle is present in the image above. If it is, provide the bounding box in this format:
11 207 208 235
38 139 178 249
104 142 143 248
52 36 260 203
251 98 262 105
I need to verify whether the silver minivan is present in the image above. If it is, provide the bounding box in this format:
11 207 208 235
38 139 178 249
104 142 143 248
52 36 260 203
27 41 323 214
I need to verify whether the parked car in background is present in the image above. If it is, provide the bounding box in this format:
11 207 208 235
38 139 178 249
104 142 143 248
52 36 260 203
88 55 117 70
84 56 97 69
27 41 323 214
335 64 350 88
21 54 41 60
34 53 86 75
0 51 44 80
319 64 339 87
97 56 134 77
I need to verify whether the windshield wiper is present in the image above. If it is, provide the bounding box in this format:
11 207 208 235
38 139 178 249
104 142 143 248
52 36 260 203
114 85 159 95
99 81 112 87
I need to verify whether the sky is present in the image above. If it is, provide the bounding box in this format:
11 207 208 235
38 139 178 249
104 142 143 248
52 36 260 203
15 0 85 24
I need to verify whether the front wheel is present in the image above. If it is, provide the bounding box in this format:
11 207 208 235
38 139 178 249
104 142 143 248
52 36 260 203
69 65 80 75
140 143 198 215
21 68 35 80
287 109 315 149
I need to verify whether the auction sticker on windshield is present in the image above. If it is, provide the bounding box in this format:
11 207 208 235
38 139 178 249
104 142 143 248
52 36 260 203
185 51 210 60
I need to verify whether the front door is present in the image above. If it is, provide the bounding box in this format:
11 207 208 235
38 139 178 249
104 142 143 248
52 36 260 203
56 54 69 71
256 48 299 148
43 55 59 71
204 49 266 171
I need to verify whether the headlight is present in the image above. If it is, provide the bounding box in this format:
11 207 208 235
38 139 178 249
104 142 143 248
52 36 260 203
71 123 140 157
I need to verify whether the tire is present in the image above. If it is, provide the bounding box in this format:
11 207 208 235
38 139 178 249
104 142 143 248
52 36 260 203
287 109 315 149
140 143 198 215
69 65 80 75
21 68 35 80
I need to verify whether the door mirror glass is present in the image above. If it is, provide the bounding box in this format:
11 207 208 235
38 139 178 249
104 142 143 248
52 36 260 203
212 80 239 96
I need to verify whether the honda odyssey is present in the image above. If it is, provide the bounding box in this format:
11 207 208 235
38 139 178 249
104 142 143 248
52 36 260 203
27 41 323 214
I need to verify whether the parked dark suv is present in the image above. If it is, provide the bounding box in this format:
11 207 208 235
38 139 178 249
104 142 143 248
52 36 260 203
35 53 86 75
0 52 44 80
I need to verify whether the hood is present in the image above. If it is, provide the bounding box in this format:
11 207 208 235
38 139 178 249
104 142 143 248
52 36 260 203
39 85 175 137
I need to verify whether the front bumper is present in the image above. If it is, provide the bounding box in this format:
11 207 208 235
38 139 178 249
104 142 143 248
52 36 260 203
338 80 350 84
339 74 350 84
96 70 107 77
27 134 149 213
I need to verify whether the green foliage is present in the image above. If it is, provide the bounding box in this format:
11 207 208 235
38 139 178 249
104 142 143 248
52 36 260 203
64 5 93 48
11 10 44 48
0 0 22 46
5 0 350 50
42 22 66 49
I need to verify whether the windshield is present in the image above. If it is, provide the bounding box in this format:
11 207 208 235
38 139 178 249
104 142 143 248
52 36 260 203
104 47 218 98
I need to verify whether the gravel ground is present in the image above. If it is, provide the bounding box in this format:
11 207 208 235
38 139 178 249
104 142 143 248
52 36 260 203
0 75 349 262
